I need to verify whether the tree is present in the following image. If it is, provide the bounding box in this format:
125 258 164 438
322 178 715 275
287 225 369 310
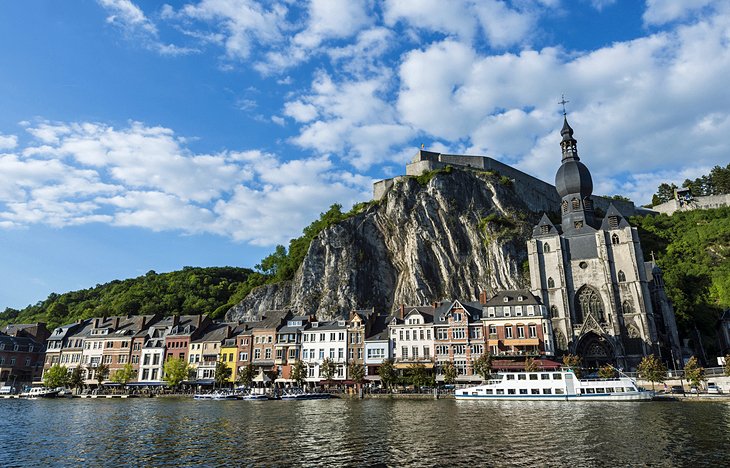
378 359 397 391
524 357 538 372
442 361 457 385
472 353 492 381
214 360 232 388
43 364 69 388
598 364 618 379
236 364 255 387
110 363 135 391
68 366 85 394
637 355 667 392
724 354 730 377
408 363 429 388
683 356 705 392
562 354 582 378
163 358 191 389
95 363 110 388
290 360 307 387
348 362 365 386
652 182 678 205
320 358 336 383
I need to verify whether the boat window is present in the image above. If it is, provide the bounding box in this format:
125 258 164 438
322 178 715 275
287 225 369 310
496 389 504 394
543 388 552 394
472 392 478 396
586 388 595 394
617 387 624 392
555 388 564 394
605 388 614 393
580 389 585 394
486 389 493 394
531 389 539 394
529 374 538 380
518 374 526 380
552 373 562 380
519 389 528 394
508 389 516 394
541 374 550 380
506 374 515 380
596 388 605 394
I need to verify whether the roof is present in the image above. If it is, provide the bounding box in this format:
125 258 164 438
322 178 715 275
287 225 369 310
389 303 442 325
434 300 484 324
365 313 390 341
483 290 541 307
192 323 232 344
250 310 290 331
305 320 347 331
0 333 45 352
600 204 631 231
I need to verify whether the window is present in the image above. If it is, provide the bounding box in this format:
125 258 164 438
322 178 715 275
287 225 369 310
436 328 448 340
543 243 551 253
572 198 580 209
412 346 419 359
453 345 466 355
515 306 523 316
420 330 424 340
527 305 535 316
529 325 537 338
329 349 335 359
319 349 325 360
551 305 559 318
423 346 430 358
453 313 462 322
618 270 626 282
338 348 344 360
517 327 525 339
574 221 583 229
612 233 620 244
503 307 511 317
254 349 261 360
338 332 344 341
541 224 550 235
436 345 448 355
609 216 619 230
426 329 431 340
132 355 139 364
143 354 151 365
469 327 482 339
330 333 336 341
505 327 513 339
399 330 403 341
472 344 483 355
547 277 555 288
489 325 497 336
133 343 141 351
276 349 283 360
405 330 410 340
402 347 408 359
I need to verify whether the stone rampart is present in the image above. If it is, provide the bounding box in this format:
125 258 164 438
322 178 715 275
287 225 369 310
652 193 730 215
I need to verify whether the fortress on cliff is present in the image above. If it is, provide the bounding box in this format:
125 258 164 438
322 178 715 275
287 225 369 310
373 150 645 218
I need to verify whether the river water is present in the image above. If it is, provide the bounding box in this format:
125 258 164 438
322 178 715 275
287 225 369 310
1 397 728 467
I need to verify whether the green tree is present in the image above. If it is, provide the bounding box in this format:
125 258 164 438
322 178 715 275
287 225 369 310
348 362 365 385
442 361 457 385
562 354 582 378
472 353 493 381
408 363 429 388
95 363 110 388
110 363 135 390
236 364 255 387
378 359 397 391
652 182 678 205
524 357 538 372
724 355 730 377
598 364 618 379
637 355 667 392
163 358 191 389
68 366 85 394
43 364 69 388
214 360 232 388
320 358 336 383
683 356 705 392
290 360 307 387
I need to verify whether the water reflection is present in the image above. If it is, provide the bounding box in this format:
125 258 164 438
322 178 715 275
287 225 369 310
1 398 729 466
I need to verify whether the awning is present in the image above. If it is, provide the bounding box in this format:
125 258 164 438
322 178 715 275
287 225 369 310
127 381 167 386
252 370 271 383
193 379 215 385
394 362 435 369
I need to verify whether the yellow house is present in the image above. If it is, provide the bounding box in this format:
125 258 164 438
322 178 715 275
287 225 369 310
220 338 238 384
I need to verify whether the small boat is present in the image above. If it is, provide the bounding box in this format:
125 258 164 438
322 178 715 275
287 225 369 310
194 390 239 400
240 391 269 400
280 388 332 400
455 369 653 401
20 387 62 399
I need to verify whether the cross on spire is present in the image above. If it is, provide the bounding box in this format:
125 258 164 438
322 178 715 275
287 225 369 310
558 94 569 116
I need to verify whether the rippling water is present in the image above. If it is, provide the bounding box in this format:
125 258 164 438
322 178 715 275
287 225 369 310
1 397 728 467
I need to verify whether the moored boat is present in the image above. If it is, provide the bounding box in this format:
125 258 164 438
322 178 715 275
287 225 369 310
20 387 62 399
454 370 653 401
280 388 332 400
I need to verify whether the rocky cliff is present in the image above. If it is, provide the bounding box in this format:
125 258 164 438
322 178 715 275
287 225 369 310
226 168 543 322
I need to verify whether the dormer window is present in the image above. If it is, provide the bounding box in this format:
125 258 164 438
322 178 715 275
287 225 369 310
517 296 524 302
503 297 509 303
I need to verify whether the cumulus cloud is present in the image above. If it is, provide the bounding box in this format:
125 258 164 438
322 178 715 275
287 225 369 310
0 134 18 150
643 0 718 25
0 121 371 245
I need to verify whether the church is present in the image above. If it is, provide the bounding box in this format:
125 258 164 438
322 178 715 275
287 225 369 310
527 116 681 370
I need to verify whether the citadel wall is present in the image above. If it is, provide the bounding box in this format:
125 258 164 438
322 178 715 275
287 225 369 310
651 193 730 215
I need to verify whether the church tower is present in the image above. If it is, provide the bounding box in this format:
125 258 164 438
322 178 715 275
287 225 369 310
527 116 679 370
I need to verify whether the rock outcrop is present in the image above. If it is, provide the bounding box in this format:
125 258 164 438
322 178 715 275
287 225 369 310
226 169 543 322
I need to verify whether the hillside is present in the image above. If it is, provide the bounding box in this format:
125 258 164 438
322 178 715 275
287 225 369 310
226 167 538 322
0 266 254 329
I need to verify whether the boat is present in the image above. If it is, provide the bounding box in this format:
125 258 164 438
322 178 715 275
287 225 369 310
280 388 332 400
193 390 240 400
454 369 653 401
19 387 63 399
240 392 269 401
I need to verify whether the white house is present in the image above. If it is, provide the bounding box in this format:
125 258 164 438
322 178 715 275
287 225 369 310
301 320 348 384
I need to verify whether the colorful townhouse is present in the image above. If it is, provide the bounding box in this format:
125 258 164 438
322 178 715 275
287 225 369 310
482 289 555 358
433 300 486 382
363 313 391 382
275 314 310 382
100 315 159 379
43 320 86 372
220 334 240 384
347 309 375 370
0 324 48 389
234 324 255 377
189 322 232 382
388 304 437 376
250 311 288 377
302 319 348 384
165 315 211 364
137 316 177 384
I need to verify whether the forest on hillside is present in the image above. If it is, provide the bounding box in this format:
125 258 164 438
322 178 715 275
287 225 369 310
0 267 255 329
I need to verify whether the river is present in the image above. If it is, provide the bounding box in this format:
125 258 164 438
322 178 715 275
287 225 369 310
1 397 728 466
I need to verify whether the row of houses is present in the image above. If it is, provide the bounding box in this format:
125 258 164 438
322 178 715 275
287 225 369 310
0 288 557 390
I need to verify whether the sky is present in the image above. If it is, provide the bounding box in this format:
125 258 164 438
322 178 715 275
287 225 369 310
1 0 729 310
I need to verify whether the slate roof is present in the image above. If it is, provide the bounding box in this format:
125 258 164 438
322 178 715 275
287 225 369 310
600 204 631 231
0 333 45 353
192 323 232 344
434 300 484 324
306 320 347 331
365 313 390 341
483 289 541 307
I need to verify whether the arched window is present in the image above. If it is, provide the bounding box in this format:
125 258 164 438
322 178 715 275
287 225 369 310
618 270 626 282
562 200 568 213
574 286 604 323
550 305 559 318
547 277 555 288
543 243 551 253
612 233 619 245
572 197 580 209
622 300 633 315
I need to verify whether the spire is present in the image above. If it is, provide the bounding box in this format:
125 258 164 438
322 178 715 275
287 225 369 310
560 115 578 162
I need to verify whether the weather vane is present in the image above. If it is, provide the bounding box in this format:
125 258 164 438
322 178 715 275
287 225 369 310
558 94 569 116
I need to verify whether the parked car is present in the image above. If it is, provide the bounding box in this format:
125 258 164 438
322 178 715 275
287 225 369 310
670 385 684 394
707 382 722 394
689 386 699 394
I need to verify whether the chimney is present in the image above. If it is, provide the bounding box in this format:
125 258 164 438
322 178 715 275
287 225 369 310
399 304 405 320
479 290 488 305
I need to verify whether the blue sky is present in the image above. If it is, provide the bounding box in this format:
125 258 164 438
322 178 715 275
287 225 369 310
1 0 729 310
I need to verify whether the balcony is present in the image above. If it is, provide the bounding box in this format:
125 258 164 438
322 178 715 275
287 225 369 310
487 338 540 346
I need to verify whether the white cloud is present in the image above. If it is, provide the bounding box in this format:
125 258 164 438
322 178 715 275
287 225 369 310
0 121 371 245
293 0 371 49
0 134 18 150
643 0 718 25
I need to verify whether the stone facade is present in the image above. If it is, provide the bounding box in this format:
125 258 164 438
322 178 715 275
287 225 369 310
651 192 730 215
528 118 681 370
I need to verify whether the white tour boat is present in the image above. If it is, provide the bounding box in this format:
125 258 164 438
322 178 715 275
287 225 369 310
454 370 653 401
20 387 63 399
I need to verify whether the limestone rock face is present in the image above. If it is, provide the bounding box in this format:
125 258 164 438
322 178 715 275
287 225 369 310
226 169 538 322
